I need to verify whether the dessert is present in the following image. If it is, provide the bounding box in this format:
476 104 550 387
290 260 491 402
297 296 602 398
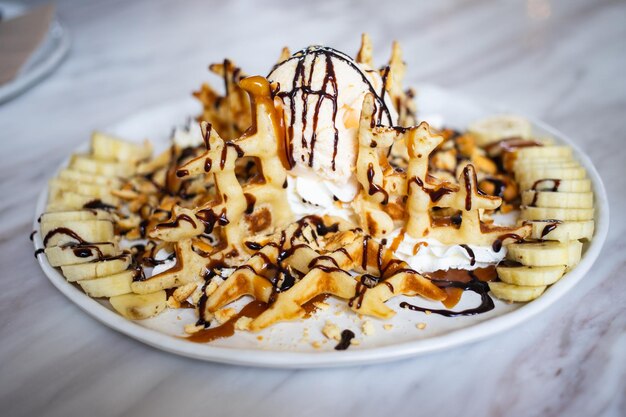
33 35 596 348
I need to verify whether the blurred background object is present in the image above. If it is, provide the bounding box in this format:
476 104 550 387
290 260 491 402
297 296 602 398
0 2 69 103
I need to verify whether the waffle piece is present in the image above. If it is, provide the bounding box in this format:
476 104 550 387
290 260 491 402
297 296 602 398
194 59 251 139
151 76 293 258
131 238 208 294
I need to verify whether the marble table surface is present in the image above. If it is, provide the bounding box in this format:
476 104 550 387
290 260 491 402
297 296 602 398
1 0 625 416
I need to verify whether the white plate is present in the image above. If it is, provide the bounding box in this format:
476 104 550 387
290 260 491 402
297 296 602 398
0 2 70 103
32 85 609 368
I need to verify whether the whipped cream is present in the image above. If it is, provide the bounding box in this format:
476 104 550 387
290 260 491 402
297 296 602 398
269 46 398 188
172 121 203 148
383 229 505 273
285 175 357 225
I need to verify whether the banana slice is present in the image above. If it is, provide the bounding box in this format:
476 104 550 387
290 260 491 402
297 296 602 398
506 241 569 266
61 254 131 282
520 206 594 221
57 169 122 188
521 191 594 208
518 178 592 193
109 290 167 320
497 264 565 286
514 145 573 160
526 220 594 241
39 210 113 223
78 269 134 298
41 220 115 247
506 240 582 267
489 281 547 302
46 192 118 212
513 161 576 174
49 179 117 202
91 132 152 162
45 242 119 267
566 240 583 269
515 162 580 175
468 115 532 146
69 155 135 177
513 157 573 170
515 166 587 183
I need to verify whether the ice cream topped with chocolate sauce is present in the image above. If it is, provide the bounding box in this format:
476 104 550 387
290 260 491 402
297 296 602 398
269 46 398 202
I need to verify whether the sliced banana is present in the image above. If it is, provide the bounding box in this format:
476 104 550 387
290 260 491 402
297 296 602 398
489 281 547 302
515 162 580 174
41 219 115 247
526 220 594 241
45 243 119 267
567 240 583 269
61 254 131 282
57 169 122 188
514 145 573 160
468 115 533 146
515 166 587 183
506 240 582 267
49 179 117 203
521 191 594 208
109 290 167 320
91 132 152 162
506 241 569 266
518 178 591 193
78 269 134 298
39 210 112 223
46 191 118 212
520 206 594 221
70 155 135 177
497 264 565 286
513 157 573 170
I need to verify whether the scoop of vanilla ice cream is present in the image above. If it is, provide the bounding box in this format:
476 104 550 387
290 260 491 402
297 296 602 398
269 46 398 196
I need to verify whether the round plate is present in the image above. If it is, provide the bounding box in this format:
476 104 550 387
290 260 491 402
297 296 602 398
0 2 70 103
32 85 609 368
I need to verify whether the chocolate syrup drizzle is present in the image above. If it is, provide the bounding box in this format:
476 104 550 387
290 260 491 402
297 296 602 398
366 163 389 205
400 269 495 317
334 329 356 350
459 244 476 266
43 227 86 246
155 214 197 230
83 199 116 211
529 179 562 206
408 176 454 202
491 233 525 252
531 178 561 192
533 219 563 239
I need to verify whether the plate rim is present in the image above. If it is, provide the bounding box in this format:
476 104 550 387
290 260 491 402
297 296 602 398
32 85 610 368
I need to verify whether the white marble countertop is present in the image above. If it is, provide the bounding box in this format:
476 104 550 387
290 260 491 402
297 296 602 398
1 0 625 416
